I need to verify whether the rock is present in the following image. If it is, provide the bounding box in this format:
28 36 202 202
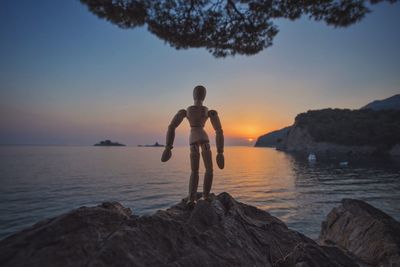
0 193 357 267
277 108 400 156
94 140 125 146
319 198 400 267
254 126 291 148
390 144 400 157
282 124 377 156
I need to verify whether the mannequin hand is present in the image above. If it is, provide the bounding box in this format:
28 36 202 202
216 153 224 169
161 147 172 162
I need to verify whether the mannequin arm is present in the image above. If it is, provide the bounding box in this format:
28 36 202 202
209 110 224 169
161 109 186 162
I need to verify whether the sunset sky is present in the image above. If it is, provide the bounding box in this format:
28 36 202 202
0 1 399 146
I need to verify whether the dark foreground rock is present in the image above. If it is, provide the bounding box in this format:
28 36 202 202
319 198 400 267
0 192 358 267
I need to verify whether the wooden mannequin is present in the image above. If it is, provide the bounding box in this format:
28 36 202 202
161 85 224 204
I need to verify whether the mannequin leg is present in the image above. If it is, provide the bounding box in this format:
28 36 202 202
189 144 200 203
201 143 213 200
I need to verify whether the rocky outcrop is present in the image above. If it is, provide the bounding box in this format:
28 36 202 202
94 140 125 146
390 144 400 157
0 192 358 267
256 96 400 155
281 124 377 155
254 126 291 148
319 198 400 267
277 108 400 156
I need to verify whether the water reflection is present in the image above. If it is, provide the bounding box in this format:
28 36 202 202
0 146 399 240
287 153 400 237
213 147 297 215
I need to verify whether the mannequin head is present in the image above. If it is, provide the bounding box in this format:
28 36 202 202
193 85 206 105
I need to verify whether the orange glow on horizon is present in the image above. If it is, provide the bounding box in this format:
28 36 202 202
222 121 286 140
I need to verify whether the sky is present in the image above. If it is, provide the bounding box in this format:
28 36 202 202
0 0 399 146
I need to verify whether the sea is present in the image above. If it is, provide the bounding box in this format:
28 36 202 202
1 146 399 240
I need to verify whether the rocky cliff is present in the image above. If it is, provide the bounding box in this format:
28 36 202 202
256 95 400 155
279 123 377 155
1 193 399 267
254 126 291 148
278 108 400 156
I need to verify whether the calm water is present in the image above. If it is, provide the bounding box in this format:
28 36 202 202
0 146 399 240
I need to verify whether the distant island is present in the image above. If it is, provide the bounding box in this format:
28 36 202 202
255 94 400 157
94 140 125 147
138 142 164 147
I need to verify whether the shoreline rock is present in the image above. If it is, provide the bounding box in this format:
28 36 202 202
0 192 358 267
0 193 398 266
319 198 400 267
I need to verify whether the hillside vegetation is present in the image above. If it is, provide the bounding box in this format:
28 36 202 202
295 109 400 148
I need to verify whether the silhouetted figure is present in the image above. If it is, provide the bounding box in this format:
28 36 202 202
161 85 224 204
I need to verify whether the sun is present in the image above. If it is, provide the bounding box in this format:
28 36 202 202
247 138 254 142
